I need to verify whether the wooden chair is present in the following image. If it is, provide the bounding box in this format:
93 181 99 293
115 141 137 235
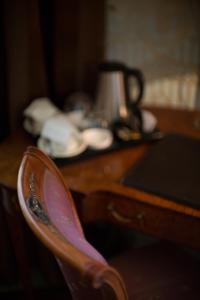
17 146 200 299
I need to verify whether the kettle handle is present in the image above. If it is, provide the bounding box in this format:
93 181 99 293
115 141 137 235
124 68 144 106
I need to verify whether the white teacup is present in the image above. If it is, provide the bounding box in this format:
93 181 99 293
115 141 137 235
38 114 86 157
141 109 157 133
23 97 59 135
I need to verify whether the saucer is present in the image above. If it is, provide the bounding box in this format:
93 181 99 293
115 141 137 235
82 128 113 150
37 137 87 158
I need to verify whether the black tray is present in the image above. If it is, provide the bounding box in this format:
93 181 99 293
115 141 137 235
54 130 162 167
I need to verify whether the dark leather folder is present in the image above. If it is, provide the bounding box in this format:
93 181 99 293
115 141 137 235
122 133 200 208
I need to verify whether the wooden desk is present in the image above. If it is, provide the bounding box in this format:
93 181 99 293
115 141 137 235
1 107 200 299
0 107 200 250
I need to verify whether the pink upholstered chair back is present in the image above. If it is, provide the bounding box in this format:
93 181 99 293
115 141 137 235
17 147 127 300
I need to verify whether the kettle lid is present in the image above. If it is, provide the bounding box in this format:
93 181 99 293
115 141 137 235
99 61 127 72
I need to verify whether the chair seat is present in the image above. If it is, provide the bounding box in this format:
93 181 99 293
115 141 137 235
109 243 200 300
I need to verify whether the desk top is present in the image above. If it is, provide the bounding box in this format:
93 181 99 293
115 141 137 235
1 107 200 218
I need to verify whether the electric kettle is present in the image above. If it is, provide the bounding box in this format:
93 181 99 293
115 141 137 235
95 61 144 126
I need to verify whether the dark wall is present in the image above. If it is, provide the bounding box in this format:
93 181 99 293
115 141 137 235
1 0 105 134
0 3 9 141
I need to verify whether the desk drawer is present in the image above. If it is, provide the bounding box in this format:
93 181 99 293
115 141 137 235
106 194 200 250
80 191 200 249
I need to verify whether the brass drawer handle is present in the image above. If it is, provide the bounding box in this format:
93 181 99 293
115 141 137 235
137 212 145 220
136 212 145 227
107 202 133 223
107 202 145 225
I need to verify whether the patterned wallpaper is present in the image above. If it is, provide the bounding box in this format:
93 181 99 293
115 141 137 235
105 0 200 109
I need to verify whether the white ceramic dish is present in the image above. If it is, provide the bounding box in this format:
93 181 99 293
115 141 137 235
82 128 113 150
37 137 87 158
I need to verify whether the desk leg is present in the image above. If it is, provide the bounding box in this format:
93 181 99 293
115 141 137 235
1 186 33 300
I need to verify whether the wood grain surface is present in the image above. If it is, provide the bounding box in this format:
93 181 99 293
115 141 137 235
0 107 200 249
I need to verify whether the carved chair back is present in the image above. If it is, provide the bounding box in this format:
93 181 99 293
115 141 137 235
17 146 127 300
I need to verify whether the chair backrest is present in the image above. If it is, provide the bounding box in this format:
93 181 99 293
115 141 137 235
17 146 127 300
